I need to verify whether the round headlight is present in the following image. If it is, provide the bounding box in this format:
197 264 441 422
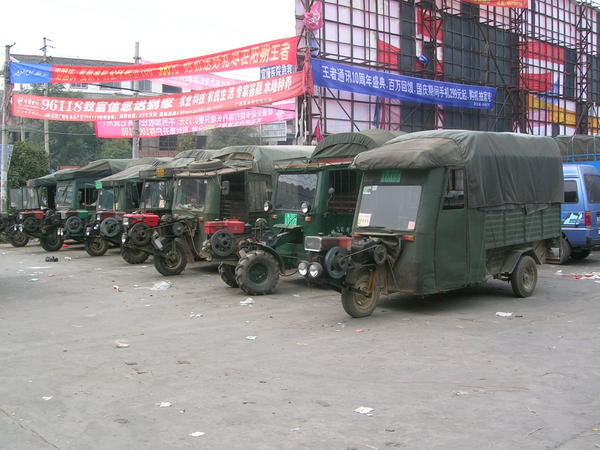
308 262 323 279
263 201 273 212
298 261 309 277
96 214 101 221
301 202 312 214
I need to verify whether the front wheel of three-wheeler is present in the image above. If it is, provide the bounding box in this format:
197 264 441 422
235 250 279 295
511 255 538 298
570 249 591 260
154 241 187 276
120 247 149 264
40 230 64 252
341 271 380 318
9 230 29 247
218 263 239 288
84 236 109 257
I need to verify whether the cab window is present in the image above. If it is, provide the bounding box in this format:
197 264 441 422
327 170 360 214
443 169 465 209
584 174 600 203
563 180 578 203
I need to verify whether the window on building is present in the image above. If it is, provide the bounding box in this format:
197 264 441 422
69 83 88 89
162 85 182 94
100 81 121 90
159 135 177 151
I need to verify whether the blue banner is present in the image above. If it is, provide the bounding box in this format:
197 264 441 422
9 62 52 84
311 58 495 110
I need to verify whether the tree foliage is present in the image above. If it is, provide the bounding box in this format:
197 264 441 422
7 141 50 188
176 133 199 151
98 139 132 160
206 126 261 149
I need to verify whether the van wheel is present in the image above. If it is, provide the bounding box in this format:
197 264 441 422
9 230 29 247
341 271 379 318
571 249 591 260
235 250 279 295
218 264 239 287
85 236 109 257
558 237 571 264
121 247 149 264
511 255 537 298
40 230 63 252
154 240 187 276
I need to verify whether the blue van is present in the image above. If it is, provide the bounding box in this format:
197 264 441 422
561 163 600 262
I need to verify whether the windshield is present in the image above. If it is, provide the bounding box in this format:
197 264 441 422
273 173 319 211
173 178 208 211
9 189 23 210
357 185 422 231
56 182 74 208
139 180 170 210
22 187 40 209
97 188 116 211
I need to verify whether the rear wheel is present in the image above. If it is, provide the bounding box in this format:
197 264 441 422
154 240 187 276
85 236 109 257
218 263 239 287
121 247 149 264
558 236 571 264
235 250 279 295
341 271 379 318
9 230 29 247
570 249 591 260
40 230 63 252
511 255 537 298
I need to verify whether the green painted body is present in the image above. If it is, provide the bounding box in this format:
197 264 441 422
351 168 561 295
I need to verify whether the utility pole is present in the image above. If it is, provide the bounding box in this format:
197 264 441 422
131 41 140 159
41 37 53 155
1 44 15 212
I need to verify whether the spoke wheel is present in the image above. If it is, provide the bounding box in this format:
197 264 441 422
40 230 63 252
9 230 29 247
511 255 538 298
85 236 109 257
341 271 379 318
154 240 187 276
218 263 239 287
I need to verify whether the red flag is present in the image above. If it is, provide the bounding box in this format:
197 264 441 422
314 122 324 142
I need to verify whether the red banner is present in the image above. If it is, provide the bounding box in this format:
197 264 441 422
12 71 308 122
462 0 528 7
95 104 295 138
48 36 298 83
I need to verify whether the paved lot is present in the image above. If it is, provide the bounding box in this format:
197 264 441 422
0 241 599 449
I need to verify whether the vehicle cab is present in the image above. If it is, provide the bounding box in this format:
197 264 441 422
561 163 600 261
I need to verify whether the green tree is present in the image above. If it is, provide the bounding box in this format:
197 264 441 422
98 139 132 159
25 84 101 168
7 141 50 188
176 133 199 151
206 126 261 148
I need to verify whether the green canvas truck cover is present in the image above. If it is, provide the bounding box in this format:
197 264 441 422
555 135 600 156
29 168 76 187
351 129 563 209
209 145 315 174
310 129 404 160
55 159 132 181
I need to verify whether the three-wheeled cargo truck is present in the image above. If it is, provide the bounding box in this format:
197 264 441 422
221 130 401 295
148 145 314 276
83 158 167 257
301 130 563 317
120 149 216 264
39 159 131 252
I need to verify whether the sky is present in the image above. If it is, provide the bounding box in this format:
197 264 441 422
2 0 296 68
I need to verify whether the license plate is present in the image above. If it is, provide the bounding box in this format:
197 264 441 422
152 236 163 250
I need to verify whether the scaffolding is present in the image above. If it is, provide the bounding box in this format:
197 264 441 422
295 0 600 137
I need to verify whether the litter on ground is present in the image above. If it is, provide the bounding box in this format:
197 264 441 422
150 280 172 290
354 406 374 415
240 298 254 306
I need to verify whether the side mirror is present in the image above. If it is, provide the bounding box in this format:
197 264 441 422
221 180 230 196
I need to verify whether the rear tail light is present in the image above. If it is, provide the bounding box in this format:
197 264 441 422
305 216 312 222
585 211 592 227
271 214 278 219
402 235 416 242
198 217 205 222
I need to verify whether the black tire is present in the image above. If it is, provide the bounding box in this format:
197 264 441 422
40 230 64 252
154 240 187 276
9 230 29 247
121 247 149 264
341 271 379 318
218 263 239 288
570 249 591 260
558 236 571 264
128 222 151 247
234 250 279 295
511 255 538 298
65 216 83 235
100 217 121 238
85 236 109 257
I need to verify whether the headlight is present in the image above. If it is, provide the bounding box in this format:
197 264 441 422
298 261 309 277
308 262 323 278
18 213 23 220
96 214 101 221
301 201 312 214
263 201 273 212
121 234 127 244
122 217 129 226
304 236 322 252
